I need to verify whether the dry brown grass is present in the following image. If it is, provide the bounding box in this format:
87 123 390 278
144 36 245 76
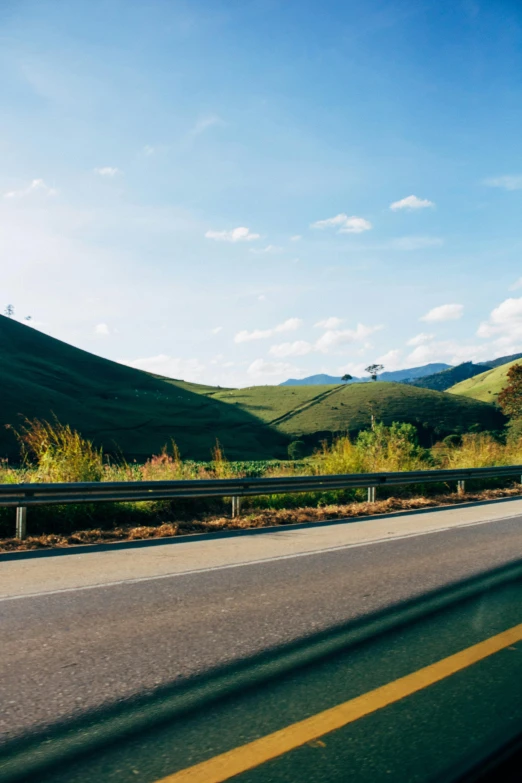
2 485 520 553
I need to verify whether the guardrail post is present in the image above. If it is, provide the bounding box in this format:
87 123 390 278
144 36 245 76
367 486 376 503
16 506 27 540
231 496 241 518
457 480 465 495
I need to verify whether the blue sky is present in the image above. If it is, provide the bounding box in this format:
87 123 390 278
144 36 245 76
3 0 522 385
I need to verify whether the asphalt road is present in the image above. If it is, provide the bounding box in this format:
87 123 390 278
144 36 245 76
2 498 522 753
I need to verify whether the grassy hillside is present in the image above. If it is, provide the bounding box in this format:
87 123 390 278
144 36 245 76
211 382 506 445
0 316 507 461
448 359 522 403
0 316 288 461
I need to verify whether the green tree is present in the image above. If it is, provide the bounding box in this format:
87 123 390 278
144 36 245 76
365 363 384 381
341 373 353 383
498 364 522 418
4 304 14 317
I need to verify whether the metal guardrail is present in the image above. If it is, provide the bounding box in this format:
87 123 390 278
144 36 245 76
2 464 522 540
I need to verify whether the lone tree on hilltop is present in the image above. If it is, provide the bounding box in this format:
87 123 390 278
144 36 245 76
341 373 353 383
498 364 522 419
4 304 14 317
365 364 384 382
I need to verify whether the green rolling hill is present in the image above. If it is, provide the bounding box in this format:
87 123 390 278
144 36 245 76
448 358 522 403
210 382 506 446
0 315 507 461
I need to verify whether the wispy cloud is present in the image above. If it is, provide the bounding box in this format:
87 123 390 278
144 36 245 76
290 235 302 241
191 114 225 135
421 303 463 322
510 278 522 291
234 317 303 343
211 326 223 334
205 226 260 242
311 213 372 234
407 332 435 346
314 317 343 329
143 145 155 156
94 322 110 336
4 178 57 199
388 236 443 250
483 175 522 191
390 195 435 211
249 244 282 254
94 167 120 177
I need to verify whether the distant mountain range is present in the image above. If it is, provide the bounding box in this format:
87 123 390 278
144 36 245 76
280 364 451 386
281 354 522 390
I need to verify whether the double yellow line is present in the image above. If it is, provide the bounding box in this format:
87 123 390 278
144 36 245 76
156 622 522 783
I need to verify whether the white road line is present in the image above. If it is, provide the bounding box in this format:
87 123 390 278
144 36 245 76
1 512 521 603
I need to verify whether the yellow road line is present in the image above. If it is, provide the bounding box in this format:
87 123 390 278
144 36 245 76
157 622 522 783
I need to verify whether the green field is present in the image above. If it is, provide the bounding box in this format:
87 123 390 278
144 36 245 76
448 358 522 403
0 315 507 461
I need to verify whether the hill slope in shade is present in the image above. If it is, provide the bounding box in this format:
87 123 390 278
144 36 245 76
448 359 522 403
210 382 506 445
0 316 288 461
280 363 451 386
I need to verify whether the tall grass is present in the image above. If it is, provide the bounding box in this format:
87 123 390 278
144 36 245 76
13 418 104 482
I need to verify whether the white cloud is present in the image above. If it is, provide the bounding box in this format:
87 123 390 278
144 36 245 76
315 323 382 352
315 317 343 329
4 178 57 199
483 175 522 191
123 354 206 382
211 326 223 334
407 332 435 346
249 244 282 254
234 317 303 343
205 226 260 242
421 303 463 322
290 235 302 241
191 114 225 135
94 167 120 177
247 358 302 383
258 294 266 301
310 213 372 234
339 217 372 234
390 195 435 211
405 340 487 367
376 348 402 370
510 277 522 291
269 340 314 358
269 322 381 357
94 322 110 336
477 297 522 340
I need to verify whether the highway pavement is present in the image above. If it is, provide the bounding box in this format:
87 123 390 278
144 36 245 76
2 498 522 781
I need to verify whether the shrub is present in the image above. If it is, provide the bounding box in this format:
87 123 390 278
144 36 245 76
288 440 306 460
13 417 104 482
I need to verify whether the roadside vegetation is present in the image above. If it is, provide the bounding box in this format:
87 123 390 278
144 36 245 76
2 416 522 549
